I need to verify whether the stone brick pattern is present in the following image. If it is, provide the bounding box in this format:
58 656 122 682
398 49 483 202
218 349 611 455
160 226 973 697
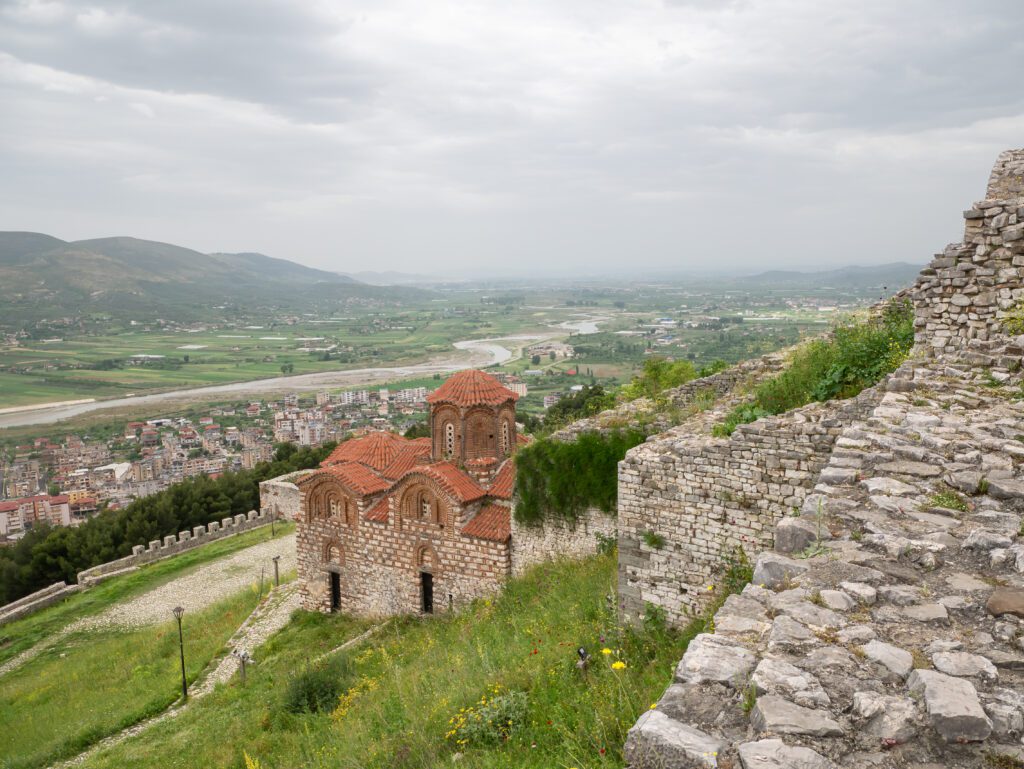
916 147 1024 358
623 148 1024 768
510 506 617 577
296 496 510 616
259 471 310 522
617 387 881 627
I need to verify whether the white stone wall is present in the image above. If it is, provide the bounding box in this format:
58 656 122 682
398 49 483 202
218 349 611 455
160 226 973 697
259 471 310 522
510 506 617 576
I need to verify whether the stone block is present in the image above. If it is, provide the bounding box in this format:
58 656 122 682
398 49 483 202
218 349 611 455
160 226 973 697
675 633 755 686
907 669 992 742
623 711 723 769
163 535 177 547
737 739 834 769
752 553 809 590
193 525 207 538
208 521 220 532
222 517 234 528
234 514 247 526
178 531 191 541
132 545 145 556
148 540 161 551
750 695 843 737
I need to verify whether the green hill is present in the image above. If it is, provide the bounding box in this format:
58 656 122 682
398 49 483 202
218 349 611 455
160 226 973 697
0 232 428 324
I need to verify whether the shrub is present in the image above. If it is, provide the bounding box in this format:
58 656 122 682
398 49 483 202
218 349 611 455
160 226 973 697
714 298 913 436
619 357 697 401
641 530 667 549
445 688 527 747
513 429 646 525
282 656 353 714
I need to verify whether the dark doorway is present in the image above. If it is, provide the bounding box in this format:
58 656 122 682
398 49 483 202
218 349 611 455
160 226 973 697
421 571 434 614
330 572 341 612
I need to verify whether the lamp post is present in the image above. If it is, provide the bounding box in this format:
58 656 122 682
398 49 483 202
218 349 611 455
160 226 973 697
172 605 187 701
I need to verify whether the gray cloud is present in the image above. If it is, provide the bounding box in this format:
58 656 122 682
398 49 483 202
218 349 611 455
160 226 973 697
0 0 1022 276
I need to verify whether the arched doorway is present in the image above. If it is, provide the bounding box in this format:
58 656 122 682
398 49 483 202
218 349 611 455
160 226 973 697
416 545 438 614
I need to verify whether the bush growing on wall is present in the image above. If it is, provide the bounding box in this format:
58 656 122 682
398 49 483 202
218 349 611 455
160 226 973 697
714 298 914 436
513 429 646 525
619 357 697 401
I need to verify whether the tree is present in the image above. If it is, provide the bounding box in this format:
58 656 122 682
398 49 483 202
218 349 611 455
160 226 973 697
531 355 541 365
548 351 556 361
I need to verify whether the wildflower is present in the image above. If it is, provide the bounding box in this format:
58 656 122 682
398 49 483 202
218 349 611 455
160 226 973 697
601 648 612 655
706 584 714 591
611 660 626 670
649 703 657 710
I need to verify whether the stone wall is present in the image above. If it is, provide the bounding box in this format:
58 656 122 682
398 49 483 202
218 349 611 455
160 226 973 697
622 148 1024 769
916 147 1024 358
510 506 617 577
297 495 510 617
617 386 882 626
76 508 274 585
0 580 81 627
259 471 310 522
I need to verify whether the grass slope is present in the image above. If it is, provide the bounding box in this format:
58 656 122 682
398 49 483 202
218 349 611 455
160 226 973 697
0 524 297 769
79 553 710 769
0 522 295 667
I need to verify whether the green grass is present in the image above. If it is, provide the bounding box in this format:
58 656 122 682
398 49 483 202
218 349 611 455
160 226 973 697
0 588 259 769
0 522 294 668
78 553 708 769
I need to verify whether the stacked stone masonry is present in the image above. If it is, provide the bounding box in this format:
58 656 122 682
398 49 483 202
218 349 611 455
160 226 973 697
623 151 1024 767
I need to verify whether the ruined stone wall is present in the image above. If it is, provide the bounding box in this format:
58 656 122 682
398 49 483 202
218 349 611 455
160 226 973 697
617 388 881 626
510 506 617 577
917 148 1024 359
259 471 311 522
297 499 509 617
622 149 1024 769
76 508 274 585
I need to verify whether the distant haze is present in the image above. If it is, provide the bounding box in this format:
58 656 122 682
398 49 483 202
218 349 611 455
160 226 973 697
1 1 1022 277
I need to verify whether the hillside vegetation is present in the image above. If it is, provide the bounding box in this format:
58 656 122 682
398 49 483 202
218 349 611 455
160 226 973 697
0 524 296 769
69 551 749 769
0 232 426 324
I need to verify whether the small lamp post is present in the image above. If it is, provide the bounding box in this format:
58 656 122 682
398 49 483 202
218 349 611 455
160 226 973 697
172 605 187 701
272 555 281 587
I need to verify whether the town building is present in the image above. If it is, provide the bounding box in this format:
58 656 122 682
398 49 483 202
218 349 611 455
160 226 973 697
292 369 525 616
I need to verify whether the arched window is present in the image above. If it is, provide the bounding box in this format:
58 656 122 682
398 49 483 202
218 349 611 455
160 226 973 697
444 422 455 458
328 495 341 518
501 421 510 454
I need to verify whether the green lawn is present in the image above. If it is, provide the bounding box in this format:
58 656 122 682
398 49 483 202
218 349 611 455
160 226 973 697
0 588 258 769
0 522 295 668
78 553 708 769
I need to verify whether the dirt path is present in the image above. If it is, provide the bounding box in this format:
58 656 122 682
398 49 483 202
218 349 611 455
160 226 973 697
72 534 296 631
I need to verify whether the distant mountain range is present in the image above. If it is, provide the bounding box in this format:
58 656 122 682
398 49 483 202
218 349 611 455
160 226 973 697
0 232 426 325
340 270 449 286
736 262 923 290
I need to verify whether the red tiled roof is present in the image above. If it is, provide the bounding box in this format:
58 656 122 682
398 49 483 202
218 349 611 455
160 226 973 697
414 462 487 503
380 443 431 480
426 369 519 407
322 462 390 496
0 500 20 512
322 431 413 471
461 504 511 542
516 433 532 446
365 496 390 522
489 459 516 500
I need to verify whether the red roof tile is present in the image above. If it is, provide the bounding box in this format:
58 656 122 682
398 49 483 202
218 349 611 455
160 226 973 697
322 462 390 496
516 433 532 446
365 496 390 522
322 431 413 471
414 462 486 503
380 444 431 480
426 369 519 407
461 504 511 542
489 459 516 500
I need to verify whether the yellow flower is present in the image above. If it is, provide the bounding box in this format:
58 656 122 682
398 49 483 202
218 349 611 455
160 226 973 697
706 584 715 591
601 648 612 655
611 660 627 670
649 703 658 710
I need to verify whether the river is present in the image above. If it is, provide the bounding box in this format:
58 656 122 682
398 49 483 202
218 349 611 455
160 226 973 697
0 335 550 429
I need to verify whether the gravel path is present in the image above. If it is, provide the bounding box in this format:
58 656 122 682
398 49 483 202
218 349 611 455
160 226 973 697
72 534 296 631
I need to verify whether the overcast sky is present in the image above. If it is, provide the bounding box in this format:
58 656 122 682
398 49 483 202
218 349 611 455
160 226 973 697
1 0 1022 277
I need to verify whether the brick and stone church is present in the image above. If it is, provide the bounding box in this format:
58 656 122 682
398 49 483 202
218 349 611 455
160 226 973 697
293 369 529 616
